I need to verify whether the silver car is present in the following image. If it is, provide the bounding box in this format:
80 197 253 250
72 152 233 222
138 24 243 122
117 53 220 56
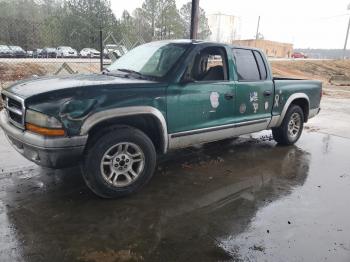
79 48 100 58
56 46 78 58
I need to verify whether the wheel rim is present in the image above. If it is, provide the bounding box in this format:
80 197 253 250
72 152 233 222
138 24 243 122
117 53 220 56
287 112 301 140
100 142 145 187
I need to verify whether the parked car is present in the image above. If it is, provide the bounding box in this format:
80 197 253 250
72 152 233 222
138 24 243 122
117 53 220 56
292 52 308 59
33 48 43 58
103 44 126 59
0 40 322 198
56 46 78 58
0 45 13 58
41 47 57 58
80 48 100 58
9 46 26 58
26 50 33 58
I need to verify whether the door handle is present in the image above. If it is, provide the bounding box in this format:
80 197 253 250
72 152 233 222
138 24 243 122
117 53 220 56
263 90 272 97
224 93 234 100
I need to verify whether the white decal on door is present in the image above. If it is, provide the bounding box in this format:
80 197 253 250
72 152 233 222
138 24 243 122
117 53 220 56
253 102 259 113
250 92 258 102
210 92 220 109
274 94 280 107
265 101 269 110
239 103 246 114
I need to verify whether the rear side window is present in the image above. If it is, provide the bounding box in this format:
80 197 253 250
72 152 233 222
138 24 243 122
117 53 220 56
253 50 267 80
232 49 260 81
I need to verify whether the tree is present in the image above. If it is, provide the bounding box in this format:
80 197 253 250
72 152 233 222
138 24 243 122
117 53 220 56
179 1 211 40
141 0 158 39
140 0 185 40
0 0 212 51
157 0 183 39
133 7 153 42
59 0 117 49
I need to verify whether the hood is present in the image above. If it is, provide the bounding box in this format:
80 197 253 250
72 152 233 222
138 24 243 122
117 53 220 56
5 74 160 99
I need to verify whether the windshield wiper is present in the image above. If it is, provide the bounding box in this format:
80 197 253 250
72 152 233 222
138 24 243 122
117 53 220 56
117 68 145 77
106 68 156 80
102 68 130 78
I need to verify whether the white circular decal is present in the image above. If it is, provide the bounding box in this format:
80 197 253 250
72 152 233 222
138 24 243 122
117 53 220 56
239 103 246 114
265 101 269 110
210 92 220 109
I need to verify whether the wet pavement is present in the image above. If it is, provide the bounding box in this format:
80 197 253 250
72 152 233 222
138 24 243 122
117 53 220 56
0 98 350 262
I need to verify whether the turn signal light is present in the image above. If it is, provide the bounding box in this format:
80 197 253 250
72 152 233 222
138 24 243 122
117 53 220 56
26 123 65 137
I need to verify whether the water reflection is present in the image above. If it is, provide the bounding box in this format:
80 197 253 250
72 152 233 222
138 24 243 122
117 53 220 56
3 136 310 261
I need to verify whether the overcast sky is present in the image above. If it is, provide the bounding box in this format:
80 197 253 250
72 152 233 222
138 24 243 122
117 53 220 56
111 0 350 49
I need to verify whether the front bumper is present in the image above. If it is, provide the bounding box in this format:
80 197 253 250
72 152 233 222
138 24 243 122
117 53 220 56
0 110 88 168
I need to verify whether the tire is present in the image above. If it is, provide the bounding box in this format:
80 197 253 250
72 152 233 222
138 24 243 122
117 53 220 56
82 126 157 198
272 105 304 145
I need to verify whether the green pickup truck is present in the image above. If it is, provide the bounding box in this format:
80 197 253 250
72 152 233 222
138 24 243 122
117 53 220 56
0 40 322 198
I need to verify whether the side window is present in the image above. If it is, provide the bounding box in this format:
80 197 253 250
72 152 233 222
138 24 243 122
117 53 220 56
253 50 267 80
232 49 260 81
187 47 228 82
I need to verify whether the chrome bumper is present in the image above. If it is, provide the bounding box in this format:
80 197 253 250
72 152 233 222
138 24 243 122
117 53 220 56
0 110 88 168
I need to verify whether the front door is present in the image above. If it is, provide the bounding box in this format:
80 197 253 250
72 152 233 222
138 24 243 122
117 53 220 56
167 46 236 135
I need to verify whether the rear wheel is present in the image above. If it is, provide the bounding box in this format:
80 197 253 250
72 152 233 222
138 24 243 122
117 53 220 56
272 105 304 145
82 126 157 198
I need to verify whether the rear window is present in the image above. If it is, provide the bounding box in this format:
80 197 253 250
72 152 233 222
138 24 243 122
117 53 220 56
232 49 260 81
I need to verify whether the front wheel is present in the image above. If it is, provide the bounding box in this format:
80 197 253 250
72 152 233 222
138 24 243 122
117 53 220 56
82 127 157 198
272 105 304 145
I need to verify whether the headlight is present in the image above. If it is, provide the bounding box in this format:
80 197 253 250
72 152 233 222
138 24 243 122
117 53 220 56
26 110 62 128
25 110 65 136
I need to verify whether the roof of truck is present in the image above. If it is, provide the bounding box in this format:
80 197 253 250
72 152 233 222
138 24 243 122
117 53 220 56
151 39 263 52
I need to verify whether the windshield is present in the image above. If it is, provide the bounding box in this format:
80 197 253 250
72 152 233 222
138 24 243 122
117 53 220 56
108 42 189 78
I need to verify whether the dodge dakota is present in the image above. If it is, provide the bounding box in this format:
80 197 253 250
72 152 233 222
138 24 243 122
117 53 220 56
0 40 322 198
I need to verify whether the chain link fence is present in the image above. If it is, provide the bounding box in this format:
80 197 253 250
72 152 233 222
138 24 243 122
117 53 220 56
0 16 146 93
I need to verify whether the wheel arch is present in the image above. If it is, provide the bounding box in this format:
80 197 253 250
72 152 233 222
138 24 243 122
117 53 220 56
80 106 168 154
275 93 310 127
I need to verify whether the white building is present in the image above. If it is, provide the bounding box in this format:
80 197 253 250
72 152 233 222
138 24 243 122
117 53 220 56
207 13 241 43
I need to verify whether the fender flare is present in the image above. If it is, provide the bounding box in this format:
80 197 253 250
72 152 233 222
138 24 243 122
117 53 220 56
80 106 168 153
272 93 310 128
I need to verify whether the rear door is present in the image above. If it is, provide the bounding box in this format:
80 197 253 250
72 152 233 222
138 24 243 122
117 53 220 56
232 48 274 123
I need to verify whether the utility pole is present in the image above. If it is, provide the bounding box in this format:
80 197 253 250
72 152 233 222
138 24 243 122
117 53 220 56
255 16 261 40
343 4 350 59
99 27 103 71
190 0 199 39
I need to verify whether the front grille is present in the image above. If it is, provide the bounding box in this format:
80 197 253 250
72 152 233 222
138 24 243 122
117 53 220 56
2 92 25 129
9 111 22 124
8 98 22 111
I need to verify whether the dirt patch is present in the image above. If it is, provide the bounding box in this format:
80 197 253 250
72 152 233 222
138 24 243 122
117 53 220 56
0 61 99 84
0 62 49 82
271 60 350 84
271 60 350 99
322 85 350 99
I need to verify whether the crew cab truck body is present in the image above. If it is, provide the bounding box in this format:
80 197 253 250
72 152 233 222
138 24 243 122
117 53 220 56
0 40 322 198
